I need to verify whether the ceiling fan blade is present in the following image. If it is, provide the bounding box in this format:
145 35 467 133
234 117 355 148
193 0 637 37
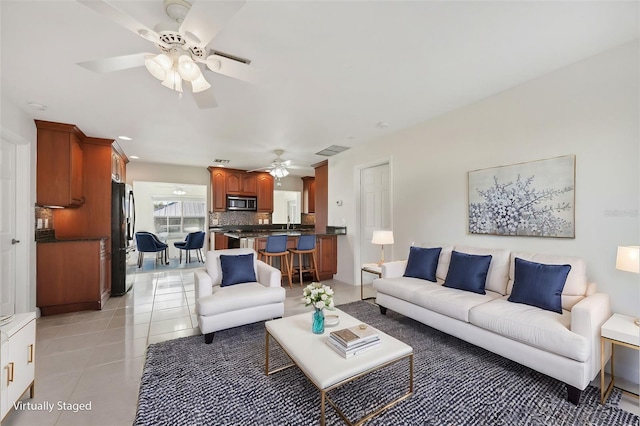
77 0 163 45
192 88 218 109
77 52 151 73
206 53 257 84
179 0 246 48
286 165 314 171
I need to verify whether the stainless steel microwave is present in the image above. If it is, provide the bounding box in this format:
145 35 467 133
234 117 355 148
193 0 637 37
227 196 257 211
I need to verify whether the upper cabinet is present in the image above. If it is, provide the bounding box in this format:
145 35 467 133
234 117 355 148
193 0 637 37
208 167 274 212
301 177 316 214
256 174 274 212
35 120 86 207
111 142 128 183
226 170 257 196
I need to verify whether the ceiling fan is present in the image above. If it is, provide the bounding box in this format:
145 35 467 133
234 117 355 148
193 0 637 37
248 150 312 178
76 0 254 109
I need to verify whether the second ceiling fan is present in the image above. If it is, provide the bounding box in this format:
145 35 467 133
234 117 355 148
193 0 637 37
77 0 254 109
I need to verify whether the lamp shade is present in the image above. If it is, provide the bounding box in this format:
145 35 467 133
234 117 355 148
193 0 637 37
616 246 639 273
372 230 394 245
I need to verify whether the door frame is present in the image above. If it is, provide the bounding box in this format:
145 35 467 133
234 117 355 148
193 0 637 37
353 157 393 286
1 127 33 314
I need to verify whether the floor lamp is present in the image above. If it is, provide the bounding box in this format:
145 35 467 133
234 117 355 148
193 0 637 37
372 231 394 266
616 245 639 326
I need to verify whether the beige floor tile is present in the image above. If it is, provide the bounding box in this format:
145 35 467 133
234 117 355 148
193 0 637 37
40 332 104 356
147 327 200 344
150 306 191 322
56 318 112 338
148 316 193 336
100 323 150 345
36 348 93 378
152 298 189 310
88 337 148 367
153 292 185 303
72 309 116 322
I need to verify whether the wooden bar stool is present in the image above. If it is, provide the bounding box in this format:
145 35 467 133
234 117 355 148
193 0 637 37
289 235 319 286
259 235 293 288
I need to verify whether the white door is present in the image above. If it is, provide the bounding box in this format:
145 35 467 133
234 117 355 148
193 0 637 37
360 163 391 284
0 137 17 316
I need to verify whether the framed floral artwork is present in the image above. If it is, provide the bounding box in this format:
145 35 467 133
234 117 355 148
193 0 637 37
468 155 575 238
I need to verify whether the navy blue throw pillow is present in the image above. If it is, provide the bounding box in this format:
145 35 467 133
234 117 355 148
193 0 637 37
508 257 571 314
443 251 492 294
403 246 442 282
220 254 257 287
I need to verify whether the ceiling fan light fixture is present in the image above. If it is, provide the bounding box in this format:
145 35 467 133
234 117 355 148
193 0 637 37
161 69 183 93
191 73 211 93
145 53 172 80
269 165 289 178
177 55 201 81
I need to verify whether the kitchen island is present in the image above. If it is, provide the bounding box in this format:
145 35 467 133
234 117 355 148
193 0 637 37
210 226 346 281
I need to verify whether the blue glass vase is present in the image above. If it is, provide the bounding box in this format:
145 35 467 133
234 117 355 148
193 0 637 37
312 308 325 334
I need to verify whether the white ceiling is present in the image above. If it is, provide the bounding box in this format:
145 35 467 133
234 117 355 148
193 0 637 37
1 1 637 175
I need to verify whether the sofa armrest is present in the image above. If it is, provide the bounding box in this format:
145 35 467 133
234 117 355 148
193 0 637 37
571 292 611 377
256 260 282 288
381 260 407 278
194 269 214 300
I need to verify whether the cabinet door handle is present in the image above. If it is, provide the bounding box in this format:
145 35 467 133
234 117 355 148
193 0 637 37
28 344 34 363
7 362 14 385
11 239 20 245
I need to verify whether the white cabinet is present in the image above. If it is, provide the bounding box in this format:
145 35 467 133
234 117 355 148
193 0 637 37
1 312 36 422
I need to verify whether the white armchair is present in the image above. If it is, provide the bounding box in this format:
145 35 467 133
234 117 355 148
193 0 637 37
194 248 286 344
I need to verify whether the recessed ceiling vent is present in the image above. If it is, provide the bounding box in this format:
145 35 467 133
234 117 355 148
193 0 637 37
214 159 230 164
315 145 350 157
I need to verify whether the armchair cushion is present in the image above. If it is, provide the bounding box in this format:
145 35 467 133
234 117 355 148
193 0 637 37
220 253 257 286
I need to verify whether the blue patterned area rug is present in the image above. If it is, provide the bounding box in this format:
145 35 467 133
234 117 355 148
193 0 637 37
135 301 638 425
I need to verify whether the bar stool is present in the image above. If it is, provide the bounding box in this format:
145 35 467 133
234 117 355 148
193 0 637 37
289 235 320 286
259 235 293 288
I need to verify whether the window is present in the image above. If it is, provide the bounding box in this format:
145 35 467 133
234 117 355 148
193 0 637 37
153 199 206 237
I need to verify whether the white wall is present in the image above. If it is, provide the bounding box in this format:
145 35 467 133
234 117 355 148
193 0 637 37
329 42 639 383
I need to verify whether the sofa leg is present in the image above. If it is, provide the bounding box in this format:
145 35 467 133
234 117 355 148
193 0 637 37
204 332 215 344
567 384 581 405
379 305 387 315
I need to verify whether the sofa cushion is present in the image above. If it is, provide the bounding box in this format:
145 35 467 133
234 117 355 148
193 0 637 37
403 246 442 282
454 246 511 295
508 258 571 314
443 251 492 294
508 252 587 311
469 298 589 362
198 282 285 316
373 277 435 302
220 253 257 286
413 285 499 322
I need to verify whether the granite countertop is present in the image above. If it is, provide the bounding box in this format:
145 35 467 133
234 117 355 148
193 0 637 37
210 225 347 239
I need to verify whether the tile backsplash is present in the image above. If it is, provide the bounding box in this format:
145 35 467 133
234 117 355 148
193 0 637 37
209 212 272 227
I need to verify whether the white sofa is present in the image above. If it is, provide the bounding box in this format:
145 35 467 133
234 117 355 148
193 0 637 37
373 245 611 405
194 248 286 344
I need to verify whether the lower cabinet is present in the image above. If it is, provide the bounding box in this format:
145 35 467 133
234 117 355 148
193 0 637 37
1 312 36 422
254 234 337 280
37 239 110 316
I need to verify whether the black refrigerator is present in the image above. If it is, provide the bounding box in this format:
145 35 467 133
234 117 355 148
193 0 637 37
111 181 135 296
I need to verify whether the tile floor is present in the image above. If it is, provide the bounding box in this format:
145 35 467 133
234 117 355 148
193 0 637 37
3 271 639 425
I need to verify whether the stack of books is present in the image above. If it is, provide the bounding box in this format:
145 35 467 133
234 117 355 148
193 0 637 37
326 324 380 358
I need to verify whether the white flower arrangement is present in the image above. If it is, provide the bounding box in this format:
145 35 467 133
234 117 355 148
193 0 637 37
301 282 334 311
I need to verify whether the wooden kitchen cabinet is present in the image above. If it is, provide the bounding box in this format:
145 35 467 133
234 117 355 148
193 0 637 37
111 143 128 183
313 160 328 232
0 313 36 422
226 169 258 196
209 167 227 212
302 176 316 213
316 234 337 279
35 120 85 207
214 233 229 250
254 234 337 280
37 239 109 316
257 173 274 212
